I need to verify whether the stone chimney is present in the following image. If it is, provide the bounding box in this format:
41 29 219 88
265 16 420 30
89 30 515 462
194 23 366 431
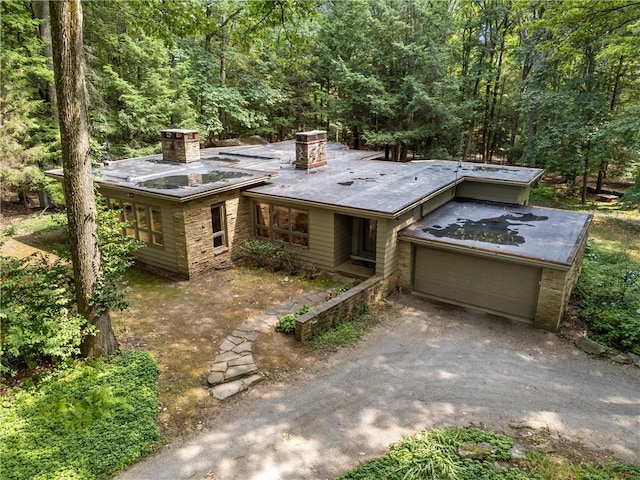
161 129 200 163
295 130 327 169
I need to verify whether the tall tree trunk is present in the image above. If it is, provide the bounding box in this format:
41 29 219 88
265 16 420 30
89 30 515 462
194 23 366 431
582 140 591 205
35 0 58 126
50 0 116 358
596 56 625 192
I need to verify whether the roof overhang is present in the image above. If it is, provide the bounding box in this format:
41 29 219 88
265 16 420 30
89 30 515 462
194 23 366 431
399 200 592 269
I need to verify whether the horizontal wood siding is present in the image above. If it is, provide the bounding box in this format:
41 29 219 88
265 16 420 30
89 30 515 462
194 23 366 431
295 208 335 269
99 187 180 274
334 214 352 266
376 210 415 278
422 188 455 216
456 182 528 205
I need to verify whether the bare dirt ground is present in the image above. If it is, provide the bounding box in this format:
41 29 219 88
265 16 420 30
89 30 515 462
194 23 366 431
0 195 329 438
113 266 327 437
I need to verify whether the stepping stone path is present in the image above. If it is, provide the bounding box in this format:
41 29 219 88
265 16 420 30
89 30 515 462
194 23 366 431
208 276 353 400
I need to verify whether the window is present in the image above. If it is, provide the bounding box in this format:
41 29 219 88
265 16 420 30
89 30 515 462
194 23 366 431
107 198 164 247
254 202 308 246
211 203 227 252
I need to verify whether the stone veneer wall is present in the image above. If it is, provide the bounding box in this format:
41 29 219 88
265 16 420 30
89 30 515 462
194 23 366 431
534 235 589 331
173 189 251 278
161 131 200 163
295 275 396 341
396 240 413 292
295 131 327 169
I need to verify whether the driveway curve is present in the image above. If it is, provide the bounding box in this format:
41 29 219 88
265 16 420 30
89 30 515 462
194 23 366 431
117 295 640 480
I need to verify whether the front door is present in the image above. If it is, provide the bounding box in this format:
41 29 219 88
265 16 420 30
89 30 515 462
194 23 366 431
355 218 377 260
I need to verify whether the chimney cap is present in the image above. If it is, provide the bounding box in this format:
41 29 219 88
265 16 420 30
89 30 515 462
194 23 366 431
296 130 327 143
161 128 198 134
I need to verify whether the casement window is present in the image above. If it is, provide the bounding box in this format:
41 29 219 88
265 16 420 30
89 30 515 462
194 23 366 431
254 202 309 246
107 198 164 247
211 203 227 252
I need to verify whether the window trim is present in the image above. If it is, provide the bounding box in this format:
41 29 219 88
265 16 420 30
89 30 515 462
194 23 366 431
254 201 309 247
211 202 228 253
106 197 164 248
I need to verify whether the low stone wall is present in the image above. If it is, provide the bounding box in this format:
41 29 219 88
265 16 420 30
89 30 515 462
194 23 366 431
294 275 394 341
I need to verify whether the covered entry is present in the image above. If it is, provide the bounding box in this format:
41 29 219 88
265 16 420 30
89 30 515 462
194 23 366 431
413 247 541 321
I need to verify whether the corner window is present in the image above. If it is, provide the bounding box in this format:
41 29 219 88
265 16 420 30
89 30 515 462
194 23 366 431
106 198 164 247
211 203 227 252
254 202 308 246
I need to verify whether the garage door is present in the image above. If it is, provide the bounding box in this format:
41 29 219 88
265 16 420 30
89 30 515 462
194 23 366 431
413 247 541 321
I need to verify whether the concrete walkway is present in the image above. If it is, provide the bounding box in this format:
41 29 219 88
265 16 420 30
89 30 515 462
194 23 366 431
207 276 353 400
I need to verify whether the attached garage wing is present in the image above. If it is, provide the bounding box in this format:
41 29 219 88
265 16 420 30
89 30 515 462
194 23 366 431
413 246 541 322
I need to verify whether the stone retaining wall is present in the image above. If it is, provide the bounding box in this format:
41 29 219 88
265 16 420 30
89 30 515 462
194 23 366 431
294 275 395 341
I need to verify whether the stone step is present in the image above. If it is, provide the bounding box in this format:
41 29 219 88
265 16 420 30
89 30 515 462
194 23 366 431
207 362 258 386
209 374 263 400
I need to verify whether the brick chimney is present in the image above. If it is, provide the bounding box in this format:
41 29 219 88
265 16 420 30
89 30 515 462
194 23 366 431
295 130 327 169
161 129 200 163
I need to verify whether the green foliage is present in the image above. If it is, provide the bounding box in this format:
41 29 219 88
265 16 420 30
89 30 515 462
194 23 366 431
330 281 359 298
575 242 640 354
92 195 143 314
0 351 161 480
0 1 60 201
338 427 639 480
620 169 640 210
338 427 516 480
316 0 455 159
0 253 90 378
275 305 311 334
304 304 373 351
529 183 560 204
0 197 140 377
239 238 318 279
240 238 298 272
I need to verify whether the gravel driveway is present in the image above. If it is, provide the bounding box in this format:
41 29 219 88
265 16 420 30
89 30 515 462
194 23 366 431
117 294 640 480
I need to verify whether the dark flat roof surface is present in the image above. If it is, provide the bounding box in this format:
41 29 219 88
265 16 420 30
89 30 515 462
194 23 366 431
46 140 543 210
233 142 543 216
399 200 592 267
47 152 274 200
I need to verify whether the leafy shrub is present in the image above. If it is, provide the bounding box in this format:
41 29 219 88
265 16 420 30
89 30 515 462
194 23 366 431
275 305 311 334
0 351 161 480
240 238 298 272
530 182 559 204
575 242 640 354
337 427 639 480
330 281 359 298
0 198 140 378
0 253 90 378
239 238 319 279
620 170 640 210
304 304 374 351
338 427 516 480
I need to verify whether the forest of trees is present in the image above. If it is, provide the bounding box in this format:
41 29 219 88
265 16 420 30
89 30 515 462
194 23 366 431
2 0 640 202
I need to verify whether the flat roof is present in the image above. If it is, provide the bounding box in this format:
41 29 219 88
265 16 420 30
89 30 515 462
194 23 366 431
399 200 592 267
46 150 275 201
232 142 543 216
46 140 543 211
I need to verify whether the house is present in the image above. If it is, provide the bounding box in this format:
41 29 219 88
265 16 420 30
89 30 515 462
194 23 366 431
47 129 592 331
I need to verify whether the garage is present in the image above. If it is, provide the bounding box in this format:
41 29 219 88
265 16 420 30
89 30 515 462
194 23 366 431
413 247 541 321
398 200 593 331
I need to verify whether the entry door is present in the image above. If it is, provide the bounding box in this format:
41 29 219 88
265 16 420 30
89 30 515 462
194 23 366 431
355 218 377 260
